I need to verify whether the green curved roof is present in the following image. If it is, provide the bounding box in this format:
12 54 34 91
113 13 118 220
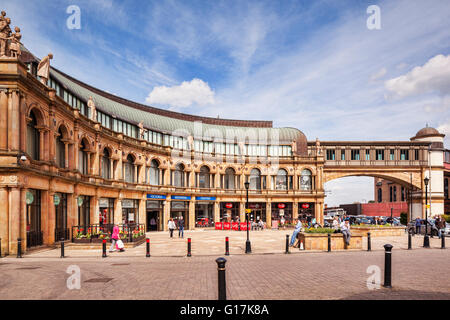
50 68 306 144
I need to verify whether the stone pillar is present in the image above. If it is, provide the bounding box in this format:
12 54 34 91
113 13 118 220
8 187 21 254
240 200 246 223
91 196 99 225
0 187 9 255
114 198 122 225
293 202 299 220
214 201 220 224
8 90 20 151
40 190 50 245
64 142 69 169
189 199 196 230
163 199 171 231
315 201 323 225
0 90 8 149
68 193 76 237
266 201 272 226
139 198 146 227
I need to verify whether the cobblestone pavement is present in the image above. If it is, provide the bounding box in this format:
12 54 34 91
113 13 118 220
0 234 448 300
16 229 448 258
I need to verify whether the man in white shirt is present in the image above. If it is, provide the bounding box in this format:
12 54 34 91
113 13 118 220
340 219 351 246
290 218 303 247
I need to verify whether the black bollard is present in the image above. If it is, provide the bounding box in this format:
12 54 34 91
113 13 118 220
60 238 65 258
17 238 22 258
225 237 229 256
423 234 430 248
327 233 331 252
408 232 412 250
216 257 227 300
383 244 393 288
102 239 107 258
367 232 371 252
442 234 446 249
285 234 290 254
146 238 150 257
187 238 192 257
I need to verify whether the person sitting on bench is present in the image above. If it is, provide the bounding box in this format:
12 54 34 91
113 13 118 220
340 219 351 246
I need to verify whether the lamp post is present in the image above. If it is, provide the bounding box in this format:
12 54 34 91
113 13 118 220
244 181 251 254
424 177 430 248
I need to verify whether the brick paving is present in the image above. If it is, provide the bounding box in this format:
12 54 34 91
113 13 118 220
0 231 449 300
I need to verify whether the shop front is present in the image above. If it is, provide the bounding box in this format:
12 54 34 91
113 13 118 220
122 199 139 225
298 202 315 223
171 195 190 228
99 198 114 226
77 195 91 229
247 203 266 223
54 193 69 240
271 202 293 226
195 196 215 227
146 194 166 231
220 202 240 222
26 189 42 248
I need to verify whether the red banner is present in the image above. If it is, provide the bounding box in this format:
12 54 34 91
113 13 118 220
240 222 249 231
223 222 231 230
215 222 223 230
232 222 239 230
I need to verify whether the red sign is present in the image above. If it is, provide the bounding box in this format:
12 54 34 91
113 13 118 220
278 203 285 209
215 222 223 230
232 222 239 230
240 222 248 231
223 222 231 230
225 203 233 209
302 203 310 209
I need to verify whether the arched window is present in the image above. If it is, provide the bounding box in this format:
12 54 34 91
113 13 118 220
275 169 288 190
173 163 185 187
55 128 65 168
224 168 236 190
199 166 210 188
101 148 111 179
250 168 261 190
27 110 40 160
78 139 89 175
124 154 135 183
300 169 312 191
148 159 160 185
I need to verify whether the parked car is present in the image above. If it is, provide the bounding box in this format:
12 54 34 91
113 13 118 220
444 223 450 236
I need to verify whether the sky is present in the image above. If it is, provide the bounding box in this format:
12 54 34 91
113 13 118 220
3 0 450 206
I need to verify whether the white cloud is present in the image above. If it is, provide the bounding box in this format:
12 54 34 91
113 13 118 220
385 54 450 99
146 78 215 109
369 67 387 82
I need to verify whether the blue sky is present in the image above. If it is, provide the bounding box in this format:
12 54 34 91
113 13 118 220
4 0 450 205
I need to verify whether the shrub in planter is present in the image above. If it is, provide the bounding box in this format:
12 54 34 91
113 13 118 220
303 227 336 234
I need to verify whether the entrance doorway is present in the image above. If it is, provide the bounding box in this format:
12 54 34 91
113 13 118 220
248 203 266 223
171 201 189 228
146 200 163 231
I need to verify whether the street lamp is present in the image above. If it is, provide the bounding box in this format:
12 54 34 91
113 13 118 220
244 181 251 253
423 177 430 248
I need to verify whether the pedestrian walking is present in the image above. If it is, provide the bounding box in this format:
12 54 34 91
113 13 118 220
178 216 185 238
415 217 421 235
109 225 120 252
168 218 176 238
436 216 446 239
340 219 351 246
290 218 303 247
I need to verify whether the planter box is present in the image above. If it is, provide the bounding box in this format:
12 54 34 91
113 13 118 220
131 235 145 243
350 226 406 237
297 233 362 250
73 238 91 244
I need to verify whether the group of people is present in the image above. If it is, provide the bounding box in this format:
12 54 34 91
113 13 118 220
168 216 185 239
414 216 447 238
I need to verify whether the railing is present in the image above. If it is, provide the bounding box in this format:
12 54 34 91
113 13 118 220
26 231 43 248
55 228 71 241
72 224 146 243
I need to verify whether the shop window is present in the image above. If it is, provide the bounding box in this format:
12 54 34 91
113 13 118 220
199 166 211 188
27 110 40 160
275 169 288 190
300 169 312 191
55 127 66 168
78 139 89 175
101 148 111 179
124 154 135 183
148 159 160 185
224 168 236 189
172 163 185 187
249 168 261 190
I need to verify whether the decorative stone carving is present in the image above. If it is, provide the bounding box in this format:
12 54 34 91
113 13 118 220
0 11 21 58
37 53 53 85
87 96 97 121
138 121 146 140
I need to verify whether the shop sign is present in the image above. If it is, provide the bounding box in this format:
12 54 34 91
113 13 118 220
146 200 161 209
99 198 109 207
122 199 135 208
215 222 223 230
196 196 216 201
171 195 191 201
77 196 84 207
147 194 166 200
245 209 252 214
53 194 60 206
278 203 285 209
26 191 34 205
279 209 285 216
225 203 233 209
302 203 310 209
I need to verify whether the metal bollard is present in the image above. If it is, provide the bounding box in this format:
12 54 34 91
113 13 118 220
327 233 331 252
216 257 227 300
383 244 393 288
187 238 192 257
367 232 371 252
60 238 65 258
102 239 107 258
442 234 446 249
285 235 290 254
146 238 150 257
225 237 229 256
17 238 22 258
408 233 412 250
423 234 430 248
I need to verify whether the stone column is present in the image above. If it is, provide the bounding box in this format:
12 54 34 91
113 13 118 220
40 190 50 245
240 200 246 223
139 198 146 227
0 90 8 149
0 187 9 255
266 200 272 227
189 199 196 230
64 142 69 169
8 187 21 254
68 193 76 236
214 200 220 224
8 90 20 151
114 198 122 225
293 202 299 220
163 199 171 231
91 196 99 225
